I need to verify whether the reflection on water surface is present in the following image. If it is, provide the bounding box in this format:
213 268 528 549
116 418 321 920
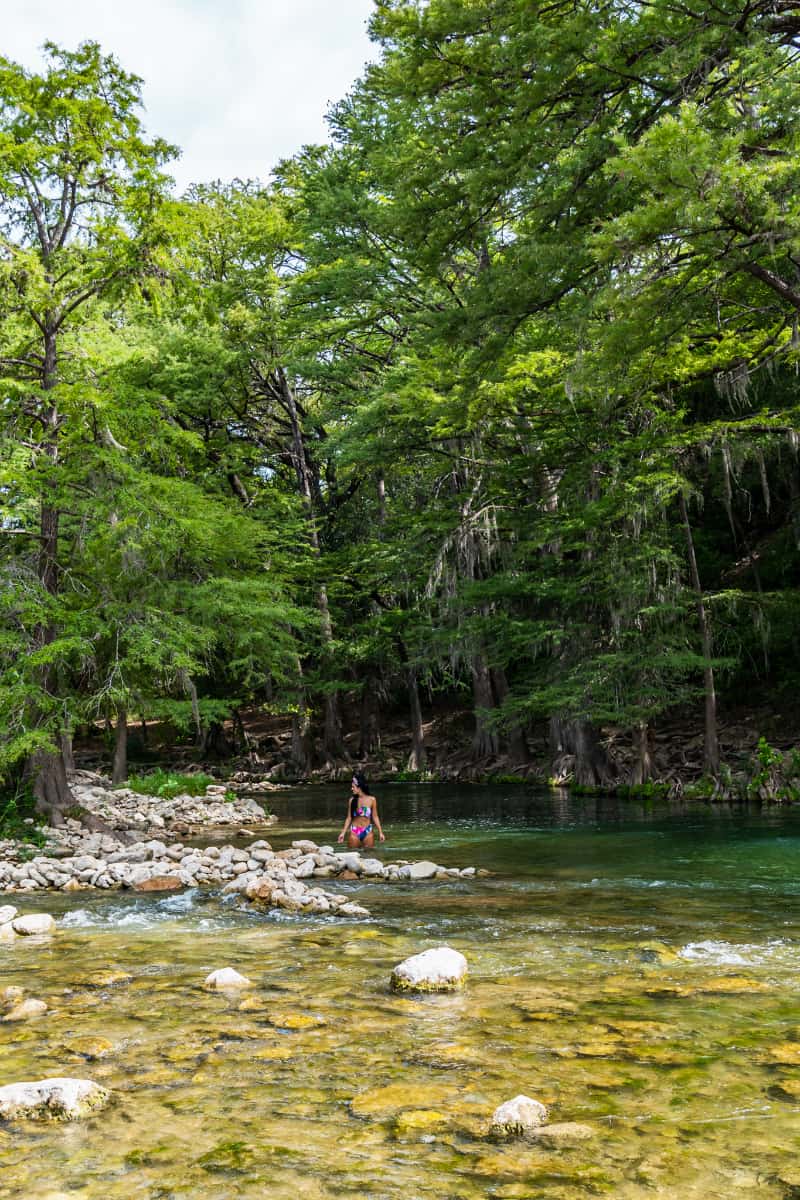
1 785 799 1198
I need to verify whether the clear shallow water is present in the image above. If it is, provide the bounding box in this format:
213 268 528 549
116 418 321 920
2 785 800 1199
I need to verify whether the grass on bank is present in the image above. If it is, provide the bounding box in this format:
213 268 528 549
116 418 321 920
123 769 216 801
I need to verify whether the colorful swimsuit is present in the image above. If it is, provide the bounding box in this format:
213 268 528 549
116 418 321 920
351 804 373 842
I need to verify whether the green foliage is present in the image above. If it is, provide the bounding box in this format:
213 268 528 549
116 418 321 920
0 784 46 844
5 10 800 808
125 770 214 801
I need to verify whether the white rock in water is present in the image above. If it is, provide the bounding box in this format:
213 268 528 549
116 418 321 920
0 922 16 941
399 861 439 881
0 1077 110 1121
12 914 56 936
0 904 18 924
336 852 362 872
490 1095 548 1137
204 968 253 990
390 946 468 993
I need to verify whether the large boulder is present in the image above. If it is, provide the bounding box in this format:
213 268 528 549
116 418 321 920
390 946 468 993
489 1094 548 1137
12 914 56 936
399 861 439 881
204 968 253 990
0 1078 110 1121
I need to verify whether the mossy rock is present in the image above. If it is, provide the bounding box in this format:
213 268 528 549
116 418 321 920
604 1019 670 1037
237 996 268 1012
410 1041 481 1069
162 1040 210 1063
395 1108 449 1134
350 1082 460 1119
195 1140 255 1173
266 1012 326 1031
637 942 680 965
61 1036 114 1061
253 1043 296 1061
694 976 769 995
471 1149 554 1179
555 1041 620 1059
766 1042 800 1066
642 984 693 999
767 1079 800 1101
85 969 133 988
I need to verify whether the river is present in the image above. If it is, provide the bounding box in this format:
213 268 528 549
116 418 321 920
1 784 799 1198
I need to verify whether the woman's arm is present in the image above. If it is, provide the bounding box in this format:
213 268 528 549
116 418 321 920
371 796 385 842
337 802 352 844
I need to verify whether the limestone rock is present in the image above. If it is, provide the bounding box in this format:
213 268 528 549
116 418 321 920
390 946 468 993
12 913 56 936
0 1077 110 1121
490 1094 548 1137
133 875 182 893
399 860 439 881
0 922 16 942
204 967 253 990
2 998 48 1022
0 904 18 924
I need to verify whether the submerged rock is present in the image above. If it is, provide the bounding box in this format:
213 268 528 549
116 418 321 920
390 946 468 993
490 1095 548 1137
533 1121 595 1142
0 1077 109 1121
2 998 47 1022
204 968 253 990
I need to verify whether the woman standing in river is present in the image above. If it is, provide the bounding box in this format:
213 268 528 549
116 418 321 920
337 772 385 849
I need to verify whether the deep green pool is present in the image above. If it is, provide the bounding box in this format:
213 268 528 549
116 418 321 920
1 785 799 1199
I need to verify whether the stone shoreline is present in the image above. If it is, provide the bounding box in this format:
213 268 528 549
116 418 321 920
0 772 486 920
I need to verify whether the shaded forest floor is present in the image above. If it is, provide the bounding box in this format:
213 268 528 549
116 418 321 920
72 693 800 795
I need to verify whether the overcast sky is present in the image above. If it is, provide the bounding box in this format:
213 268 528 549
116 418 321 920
4 0 378 192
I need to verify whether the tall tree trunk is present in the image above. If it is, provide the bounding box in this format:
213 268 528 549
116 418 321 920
60 732 75 774
112 705 128 786
281 369 343 760
406 668 427 771
678 491 720 776
490 666 529 764
26 325 77 820
549 717 614 788
289 658 314 775
472 653 500 759
358 676 381 759
630 721 653 785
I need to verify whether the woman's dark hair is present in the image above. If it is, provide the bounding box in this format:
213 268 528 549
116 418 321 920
350 772 369 819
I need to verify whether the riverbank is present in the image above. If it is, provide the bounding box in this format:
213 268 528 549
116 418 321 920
66 698 800 801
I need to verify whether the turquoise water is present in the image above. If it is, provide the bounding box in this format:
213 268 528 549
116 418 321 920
1 785 799 1199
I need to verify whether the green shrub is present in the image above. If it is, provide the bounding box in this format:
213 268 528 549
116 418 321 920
125 769 214 801
0 783 47 844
